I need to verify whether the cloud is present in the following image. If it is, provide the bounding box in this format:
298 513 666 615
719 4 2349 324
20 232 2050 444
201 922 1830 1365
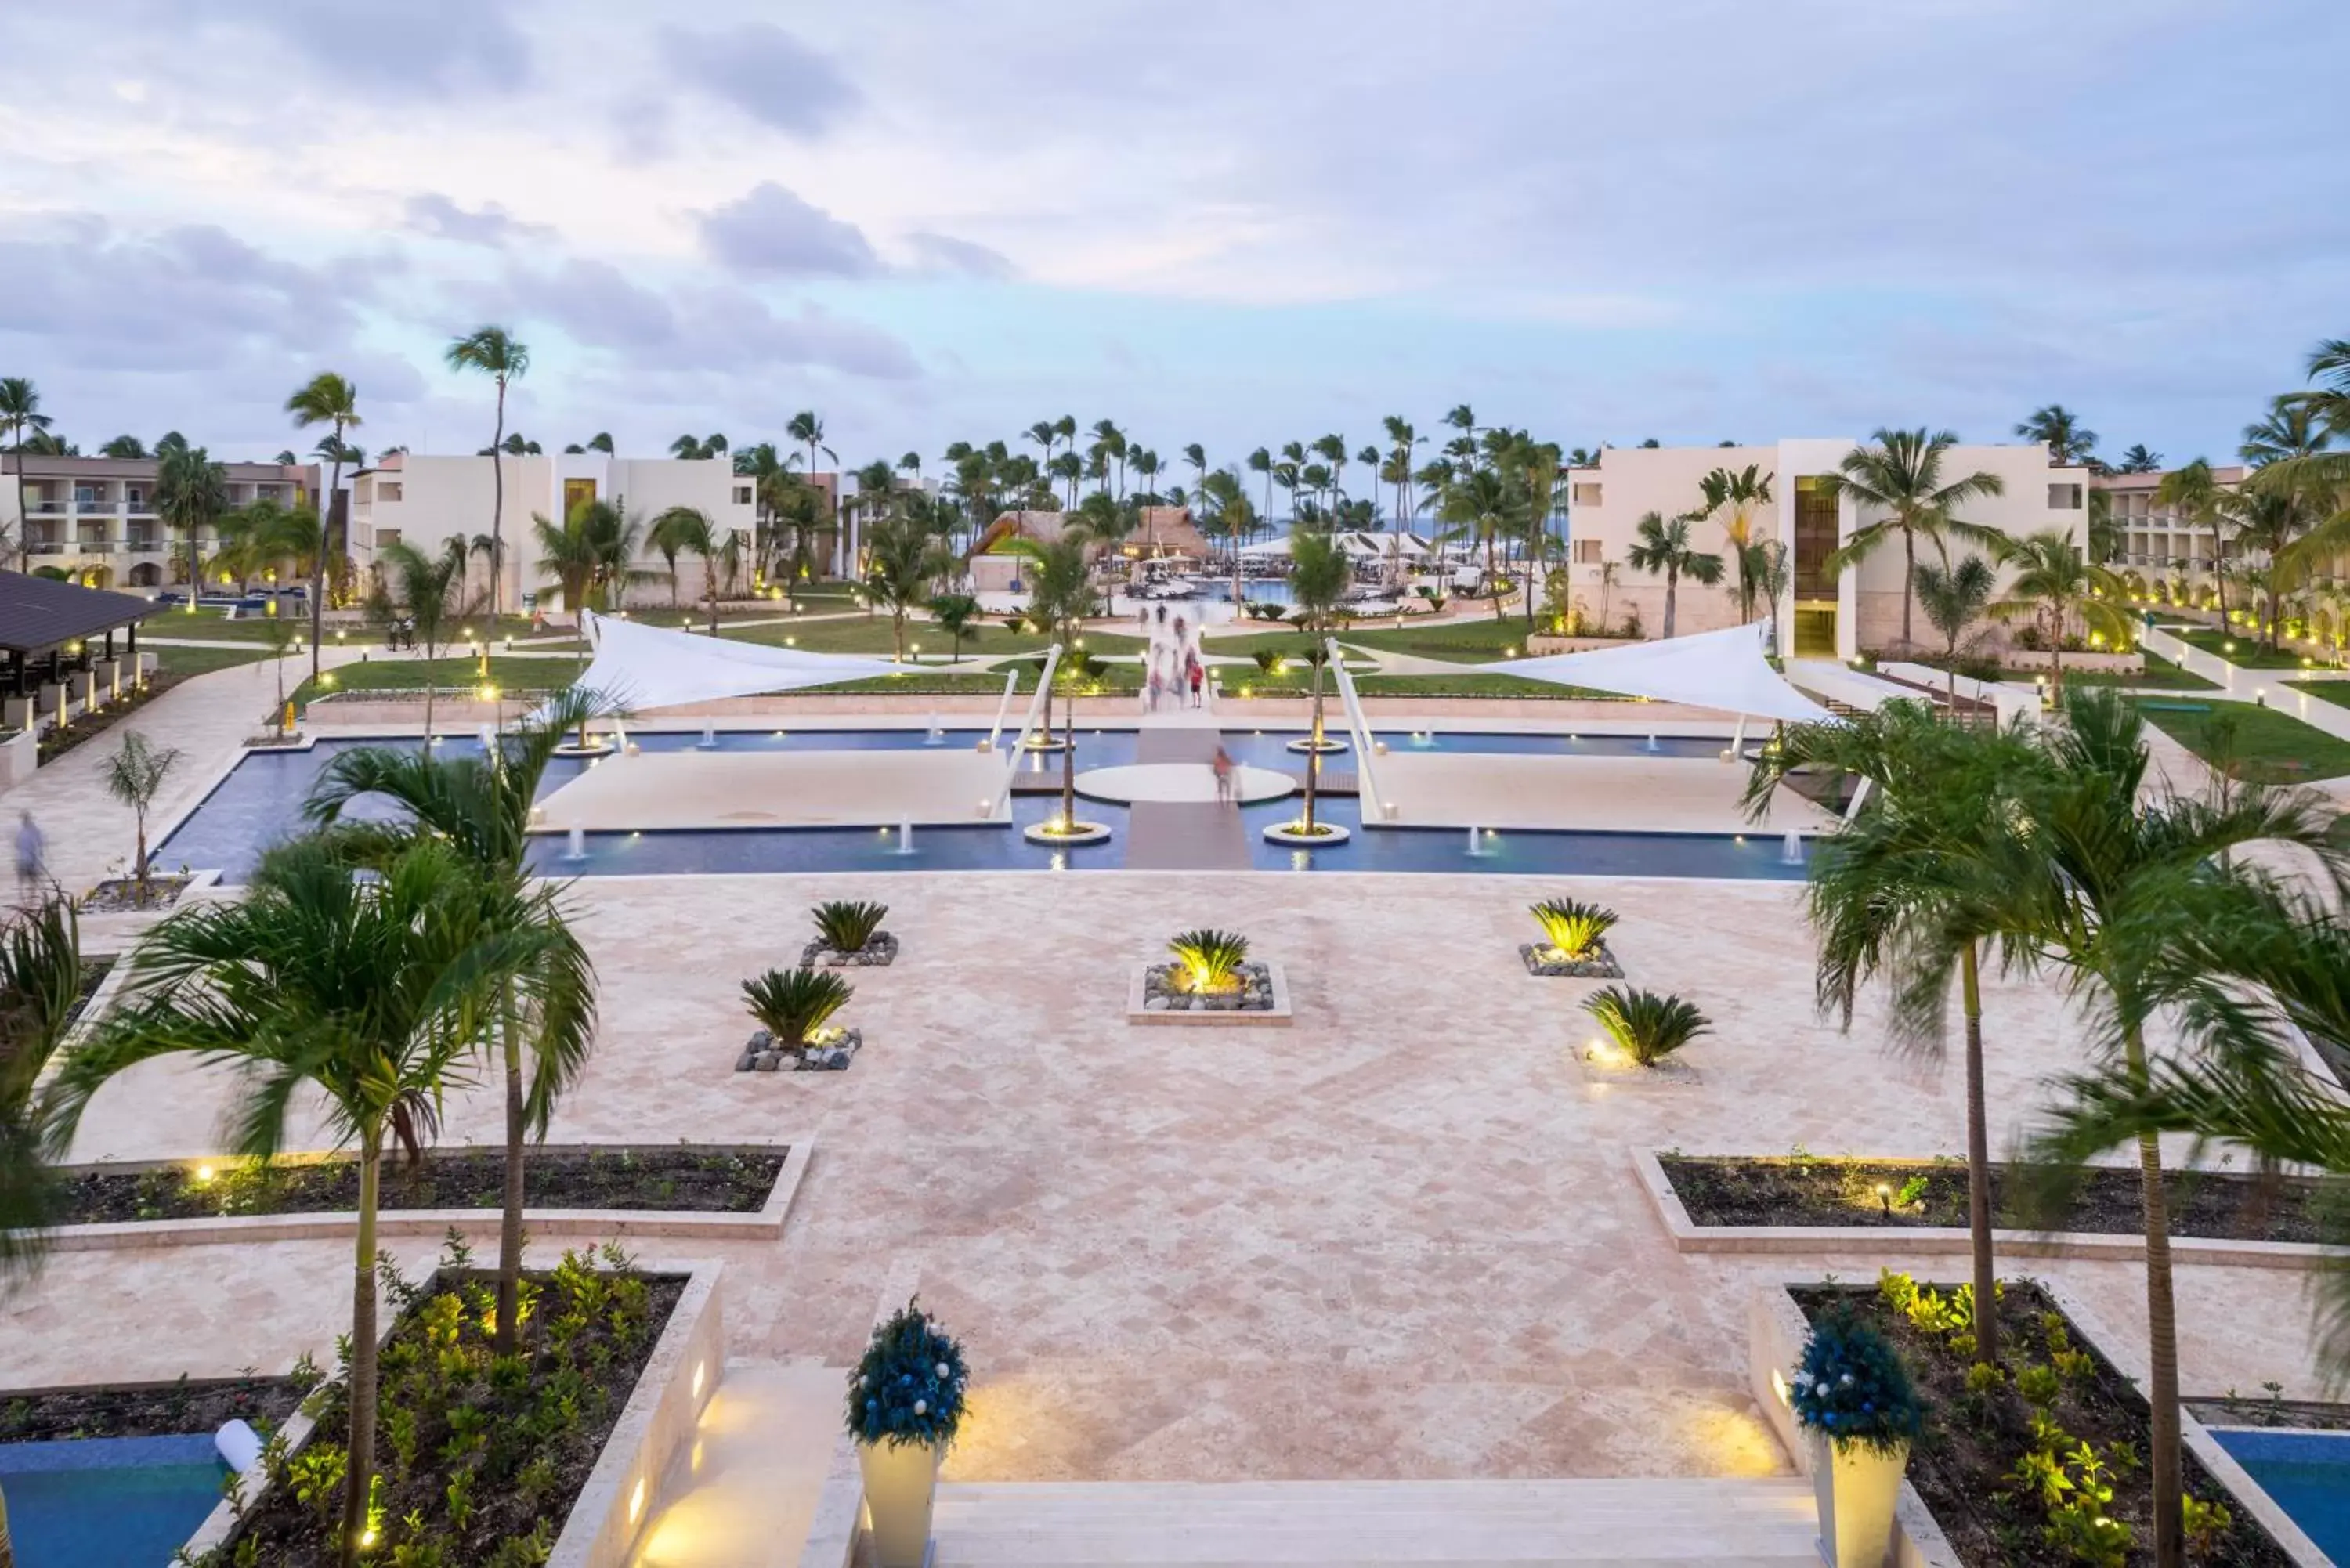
697 183 880 279
658 22 859 137
905 231 1017 281
404 193 551 249
183 0 533 100
508 258 918 381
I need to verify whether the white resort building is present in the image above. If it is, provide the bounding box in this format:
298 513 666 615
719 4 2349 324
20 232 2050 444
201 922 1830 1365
0 453 323 591
1562 439 2095 657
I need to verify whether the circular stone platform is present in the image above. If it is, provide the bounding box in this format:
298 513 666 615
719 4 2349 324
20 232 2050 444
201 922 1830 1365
1284 735 1350 755
552 739 616 758
1022 819 1113 846
1074 764 1295 806
1262 820 1352 846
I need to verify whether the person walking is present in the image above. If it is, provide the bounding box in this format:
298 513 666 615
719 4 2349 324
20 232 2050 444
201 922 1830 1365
14 809 47 905
1187 655 1203 708
1211 744 1235 805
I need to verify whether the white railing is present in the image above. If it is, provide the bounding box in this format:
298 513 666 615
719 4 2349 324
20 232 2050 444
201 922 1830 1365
989 643 1062 820
1326 637 1386 823
982 667 1022 752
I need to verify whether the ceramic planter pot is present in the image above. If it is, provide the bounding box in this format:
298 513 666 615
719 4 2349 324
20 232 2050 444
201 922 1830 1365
859 1437 943 1568
1810 1432 1909 1568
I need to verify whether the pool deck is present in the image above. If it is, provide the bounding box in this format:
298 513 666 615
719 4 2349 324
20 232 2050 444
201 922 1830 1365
530 746 1012 832
1375 752 1834 836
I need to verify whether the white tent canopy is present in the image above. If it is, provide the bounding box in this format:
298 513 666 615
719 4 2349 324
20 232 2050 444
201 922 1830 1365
559 609 906 714
1475 621 1835 724
1236 535 1293 558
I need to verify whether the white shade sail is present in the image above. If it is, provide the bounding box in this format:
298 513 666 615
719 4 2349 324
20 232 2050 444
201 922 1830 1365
1475 621 1836 724
561 609 907 713
1236 536 1293 557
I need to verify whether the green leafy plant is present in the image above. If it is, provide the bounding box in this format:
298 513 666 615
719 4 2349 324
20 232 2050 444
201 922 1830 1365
2181 1494 2233 1556
741 966 852 1046
846 1297 969 1450
1582 986 1709 1066
1789 1310 1924 1454
1530 897 1618 960
812 900 888 954
1894 1174 1931 1210
1167 930 1250 994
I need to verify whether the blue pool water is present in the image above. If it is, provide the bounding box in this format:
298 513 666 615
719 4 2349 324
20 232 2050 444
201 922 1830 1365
2211 1428 2350 1558
156 728 1802 883
0 1434 226 1566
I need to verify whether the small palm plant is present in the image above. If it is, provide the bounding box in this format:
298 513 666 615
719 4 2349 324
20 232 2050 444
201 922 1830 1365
1167 930 1250 995
1531 898 1618 962
813 900 889 954
743 966 853 1046
1583 986 1711 1067
102 730 182 901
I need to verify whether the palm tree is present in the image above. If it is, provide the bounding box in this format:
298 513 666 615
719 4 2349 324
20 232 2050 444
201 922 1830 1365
1246 446 1274 536
0 378 50 571
648 506 721 631
285 373 361 682
2004 689 2347 1568
443 327 528 619
2114 443 2164 473
1986 530 2129 699
1289 529 1352 836
154 443 228 611
215 496 319 597
98 434 146 460
380 537 468 742
1434 468 1532 619
1697 465 1776 622
2225 485 2315 650
1183 443 1208 505
1744 703 2049 1367
929 593 981 662
771 475 827 607
2014 404 2099 467
1089 420 1129 500
1198 469 1256 608
1625 511 1724 638
788 410 835 482
1911 555 1996 695
302 690 602 1360
49 837 548 1568
1009 537 1097 832
865 511 949 660
2153 459 2228 617
1823 428 2008 652
1 896 81 1294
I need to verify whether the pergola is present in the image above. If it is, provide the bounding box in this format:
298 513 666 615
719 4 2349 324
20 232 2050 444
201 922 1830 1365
0 572 160 699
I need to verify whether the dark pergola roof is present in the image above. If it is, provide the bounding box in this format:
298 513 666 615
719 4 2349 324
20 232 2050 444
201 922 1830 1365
0 570 160 656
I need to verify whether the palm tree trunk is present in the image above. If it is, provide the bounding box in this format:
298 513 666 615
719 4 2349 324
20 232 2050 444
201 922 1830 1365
1960 944 1998 1367
1663 569 1678 639
1900 527 1916 652
313 440 340 685
1304 654 1324 833
2127 1022 2186 1568
2269 582 2283 652
495 1001 526 1357
1059 677 1076 829
338 1129 384 1568
490 385 507 620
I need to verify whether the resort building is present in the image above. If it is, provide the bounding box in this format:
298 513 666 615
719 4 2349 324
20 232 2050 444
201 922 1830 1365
1561 439 2094 658
2092 464 2244 578
347 450 759 611
0 454 321 591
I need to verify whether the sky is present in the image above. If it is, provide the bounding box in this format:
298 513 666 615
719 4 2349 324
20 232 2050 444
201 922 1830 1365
2 0 2345 476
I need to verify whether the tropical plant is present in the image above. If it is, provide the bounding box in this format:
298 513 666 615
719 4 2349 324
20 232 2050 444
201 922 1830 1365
0 896 80 1293
645 506 721 633
1287 529 1352 837
1625 511 1724 638
443 328 528 615
0 377 50 571
2153 460 2227 619
1007 536 1097 833
1530 898 1617 960
154 440 228 611
813 900 888 954
1790 1310 1924 1454
380 537 469 743
2015 405 2099 468
1582 986 1710 1066
1697 464 1776 623
102 731 181 899
1434 468 1532 618
302 687 603 1360
1986 530 2130 698
261 615 302 733
1166 929 1249 993
928 593 981 663
2114 443 2164 474
1823 429 2007 652
286 373 361 681
865 512 950 661
742 966 852 1046
531 499 656 627
1910 555 1997 697
48 837 542 1568
846 1298 969 1449
215 495 320 596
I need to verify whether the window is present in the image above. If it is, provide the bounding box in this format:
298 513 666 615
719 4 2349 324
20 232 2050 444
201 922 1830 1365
378 481 403 502
1571 482 1603 508
734 485 754 505
2048 483 2083 509
1573 539 1603 564
376 528 402 548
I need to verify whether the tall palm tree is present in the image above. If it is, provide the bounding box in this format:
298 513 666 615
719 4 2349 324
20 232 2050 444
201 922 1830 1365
99 435 147 460
1183 443 1208 505
1986 530 2128 699
2114 443 2164 473
1625 511 1724 638
49 838 545 1568
0 378 50 571
2014 403 2099 467
443 328 528 619
1246 447 1274 537
285 373 362 682
2226 485 2316 650
1197 468 1256 608
1697 464 1776 622
865 511 949 660
1024 420 1058 468
302 688 602 1358
1823 428 2008 652
1744 704 2049 1367
154 442 228 612
380 537 468 742
1289 529 1352 836
1435 468 1532 619
2005 689 2347 1568
2153 459 2227 617
216 497 320 597
648 506 721 631
2242 398 2334 469
1009 537 1097 831
1911 555 1997 695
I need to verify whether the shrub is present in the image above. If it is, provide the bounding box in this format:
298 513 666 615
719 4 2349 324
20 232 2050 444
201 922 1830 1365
1167 929 1250 993
812 900 888 953
742 966 852 1045
1530 897 1617 959
1251 647 1285 674
846 1298 969 1450
1790 1310 1924 1455
1582 986 1709 1065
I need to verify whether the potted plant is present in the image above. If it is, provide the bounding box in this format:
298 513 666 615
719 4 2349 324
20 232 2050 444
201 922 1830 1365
1790 1310 1923 1567
847 1298 969 1568
738 966 858 1071
1524 897 1622 977
1581 986 1708 1068
804 899 896 967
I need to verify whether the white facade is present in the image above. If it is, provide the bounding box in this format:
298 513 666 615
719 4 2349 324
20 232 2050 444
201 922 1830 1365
2094 466 2243 578
1561 439 2094 659
1 455 319 591
348 452 757 612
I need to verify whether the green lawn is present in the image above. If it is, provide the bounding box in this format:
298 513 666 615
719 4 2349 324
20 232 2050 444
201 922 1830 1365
292 656 586 707
1220 671 1624 700
152 643 284 677
1209 617 1544 666
719 616 1147 659
2287 681 2350 712
137 613 306 643
2059 652 2222 692
2133 700 2350 784
2175 628 2324 671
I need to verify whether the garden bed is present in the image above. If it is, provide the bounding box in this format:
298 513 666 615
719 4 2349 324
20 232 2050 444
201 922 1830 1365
56 1147 786 1225
1661 1154 2327 1243
81 873 194 913
1129 960 1292 1026
0 1372 304 1443
62 956 115 1029
1792 1277 2291 1566
736 1026 862 1071
799 932 898 968
211 1246 688 1565
1519 941 1622 978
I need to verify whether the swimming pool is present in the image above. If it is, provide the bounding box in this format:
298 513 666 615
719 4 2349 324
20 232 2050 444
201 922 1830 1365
2210 1427 2350 1559
157 728 1802 883
0 1433 227 1566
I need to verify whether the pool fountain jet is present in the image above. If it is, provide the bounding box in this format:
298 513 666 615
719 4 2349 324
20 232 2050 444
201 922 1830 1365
1781 831 1804 865
1645 734 1661 753
564 827 588 862
696 724 718 750
895 817 917 856
923 714 946 746
1466 825 1492 858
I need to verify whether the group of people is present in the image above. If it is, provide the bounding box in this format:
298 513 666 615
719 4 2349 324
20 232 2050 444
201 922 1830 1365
1138 603 1204 713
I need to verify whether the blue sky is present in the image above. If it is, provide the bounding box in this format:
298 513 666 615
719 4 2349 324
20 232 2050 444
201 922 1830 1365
1 0 2344 473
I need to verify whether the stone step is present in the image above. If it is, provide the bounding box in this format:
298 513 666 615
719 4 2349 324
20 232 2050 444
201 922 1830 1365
928 1478 1820 1566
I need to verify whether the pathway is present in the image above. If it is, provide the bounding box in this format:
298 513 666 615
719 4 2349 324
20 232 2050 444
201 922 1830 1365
1120 619 1258 869
2142 624 2350 746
